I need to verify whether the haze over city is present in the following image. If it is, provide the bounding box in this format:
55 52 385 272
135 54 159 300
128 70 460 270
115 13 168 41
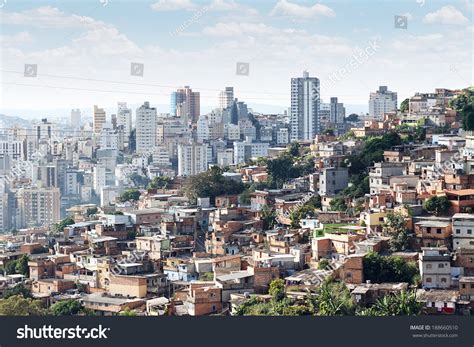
1 0 472 118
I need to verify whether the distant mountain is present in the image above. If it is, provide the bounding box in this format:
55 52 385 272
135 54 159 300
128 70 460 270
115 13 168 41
0 114 32 128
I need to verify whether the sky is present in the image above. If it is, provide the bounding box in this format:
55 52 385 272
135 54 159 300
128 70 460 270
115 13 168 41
0 0 473 119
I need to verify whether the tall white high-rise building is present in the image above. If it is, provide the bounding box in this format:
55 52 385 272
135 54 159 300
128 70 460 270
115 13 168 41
219 87 234 110
0 140 23 160
369 86 397 119
290 71 320 141
117 102 132 136
177 142 208 176
71 109 81 128
136 102 157 154
99 123 119 150
35 118 57 141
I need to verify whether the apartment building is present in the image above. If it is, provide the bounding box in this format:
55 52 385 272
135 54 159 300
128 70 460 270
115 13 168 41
419 248 452 289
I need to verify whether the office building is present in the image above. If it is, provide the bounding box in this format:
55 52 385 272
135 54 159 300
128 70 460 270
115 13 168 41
290 71 320 141
136 102 157 154
369 86 397 119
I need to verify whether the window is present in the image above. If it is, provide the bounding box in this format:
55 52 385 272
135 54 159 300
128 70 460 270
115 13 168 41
426 277 432 283
468 229 472 235
436 229 442 234
438 264 444 268
456 229 461 234
426 264 432 269
441 278 447 283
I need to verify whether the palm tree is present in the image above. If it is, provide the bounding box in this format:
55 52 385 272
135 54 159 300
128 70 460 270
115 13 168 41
357 291 423 316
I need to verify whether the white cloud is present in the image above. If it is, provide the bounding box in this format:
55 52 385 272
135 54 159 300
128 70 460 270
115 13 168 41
0 31 33 46
202 22 276 37
151 0 196 11
270 0 335 20
423 5 470 26
208 0 258 16
1 6 110 30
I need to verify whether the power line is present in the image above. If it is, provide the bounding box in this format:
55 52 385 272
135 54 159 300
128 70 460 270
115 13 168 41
0 81 291 102
0 69 290 97
0 69 376 99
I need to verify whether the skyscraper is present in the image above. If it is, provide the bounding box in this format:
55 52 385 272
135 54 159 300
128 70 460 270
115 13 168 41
136 102 157 154
219 87 234 110
117 102 132 136
369 86 397 120
172 86 200 123
330 97 346 134
93 105 106 134
290 71 320 141
71 109 81 128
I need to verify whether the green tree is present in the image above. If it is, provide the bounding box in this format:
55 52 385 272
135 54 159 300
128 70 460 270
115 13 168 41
183 166 244 203
50 300 83 316
318 259 330 270
310 280 355 316
330 197 347 212
323 128 335 136
261 205 277 230
4 284 32 298
382 212 410 251
15 255 29 276
54 216 75 233
119 189 141 202
363 252 419 284
148 176 171 189
424 196 451 216
346 113 359 122
4 261 17 275
266 154 296 188
400 98 409 112
450 88 474 131
0 295 47 316
288 142 300 157
119 307 137 316
129 174 150 188
290 204 317 228
269 279 286 302
357 291 423 316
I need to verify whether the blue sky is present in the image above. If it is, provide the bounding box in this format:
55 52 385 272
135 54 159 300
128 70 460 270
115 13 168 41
0 0 473 118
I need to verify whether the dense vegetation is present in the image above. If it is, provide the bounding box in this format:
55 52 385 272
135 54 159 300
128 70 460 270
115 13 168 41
119 189 141 202
236 279 422 316
382 212 411 251
184 166 245 203
424 196 451 216
450 87 474 131
363 252 419 285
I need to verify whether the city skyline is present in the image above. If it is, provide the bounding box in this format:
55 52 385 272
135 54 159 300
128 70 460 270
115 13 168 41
1 0 472 118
